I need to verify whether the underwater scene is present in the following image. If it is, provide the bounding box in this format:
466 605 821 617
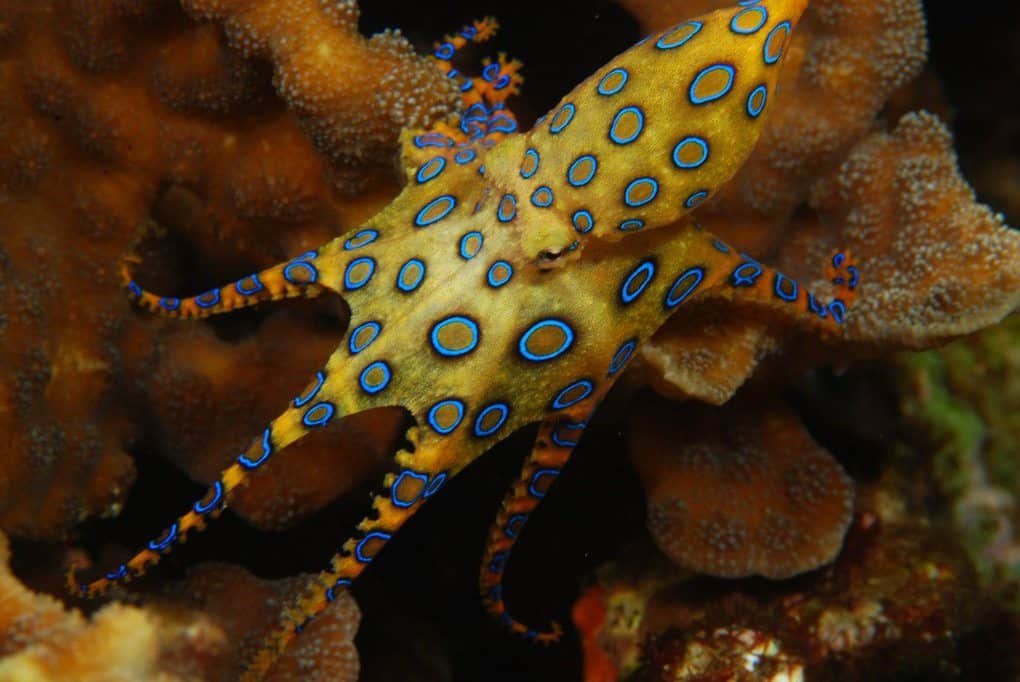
0 0 1017 680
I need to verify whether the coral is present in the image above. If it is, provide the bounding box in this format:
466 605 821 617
178 0 461 192
629 395 853 579
574 516 980 681
0 527 222 681
0 528 360 681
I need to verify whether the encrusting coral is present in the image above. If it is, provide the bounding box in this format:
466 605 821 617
630 396 854 580
0 529 361 681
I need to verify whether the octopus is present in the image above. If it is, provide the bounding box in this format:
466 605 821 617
68 1 858 678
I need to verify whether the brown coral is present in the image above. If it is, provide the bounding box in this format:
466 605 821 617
630 396 853 579
0 528 361 681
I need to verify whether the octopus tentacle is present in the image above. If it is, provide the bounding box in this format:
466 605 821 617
479 418 586 643
243 427 459 681
697 233 857 333
121 248 329 320
67 367 347 597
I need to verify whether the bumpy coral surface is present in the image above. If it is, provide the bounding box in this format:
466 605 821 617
0 528 361 681
630 396 853 579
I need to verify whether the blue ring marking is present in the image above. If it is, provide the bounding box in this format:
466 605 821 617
656 20 703 49
160 297 180 311
572 209 595 234
847 265 860 289
531 186 554 208
731 261 763 287
665 267 705 309
343 228 379 250
284 260 318 284
235 274 264 296
832 252 846 269
430 315 480 357
764 21 792 64
294 370 326 407
414 195 457 227
528 469 559 498
238 428 274 469
397 258 425 293
520 148 540 178
828 299 847 324
294 250 317 261
455 149 477 165
302 401 335 428
344 256 376 291
552 421 586 448
549 103 576 134
413 132 453 148
195 289 221 308
482 63 499 81
359 361 391 394
459 231 484 260
608 338 637 376
489 551 508 574
672 136 710 169
427 398 466 435
434 42 455 60
774 272 799 302
808 293 828 318
486 260 513 288
619 218 645 232
684 190 709 209
128 281 143 298
355 531 391 563
488 115 516 133
505 513 527 539
474 402 509 437
689 64 736 105
105 564 128 581
597 67 629 96
349 321 381 355
497 193 517 222
567 155 598 187
747 85 768 118
518 319 575 362
391 470 429 508
620 259 656 304
415 157 446 184
624 177 659 208
423 472 447 497
551 379 594 410
194 480 225 514
712 239 730 253
325 578 353 602
730 6 768 34
148 523 179 551
609 106 645 145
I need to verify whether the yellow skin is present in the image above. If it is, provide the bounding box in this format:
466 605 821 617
71 0 855 677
